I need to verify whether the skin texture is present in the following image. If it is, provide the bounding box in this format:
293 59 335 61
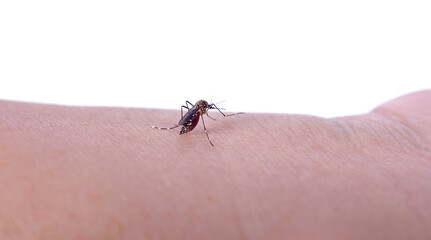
0 90 430 240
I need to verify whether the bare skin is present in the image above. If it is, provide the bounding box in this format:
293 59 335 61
0 90 430 240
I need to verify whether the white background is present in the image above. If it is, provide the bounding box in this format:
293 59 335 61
0 0 430 117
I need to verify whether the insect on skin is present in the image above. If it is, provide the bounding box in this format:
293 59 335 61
151 100 244 146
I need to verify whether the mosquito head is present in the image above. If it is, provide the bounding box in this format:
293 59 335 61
196 100 209 107
196 100 210 113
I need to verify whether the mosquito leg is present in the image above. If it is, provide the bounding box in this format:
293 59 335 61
180 100 194 118
186 101 194 107
211 104 245 117
181 105 189 118
151 125 180 130
201 114 214 146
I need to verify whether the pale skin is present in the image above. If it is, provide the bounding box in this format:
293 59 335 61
0 90 430 240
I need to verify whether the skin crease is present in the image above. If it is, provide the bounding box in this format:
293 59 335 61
0 90 430 240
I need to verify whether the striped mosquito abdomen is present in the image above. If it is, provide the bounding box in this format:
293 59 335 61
180 111 200 135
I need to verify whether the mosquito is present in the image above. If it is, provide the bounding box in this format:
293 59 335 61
151 100 244 146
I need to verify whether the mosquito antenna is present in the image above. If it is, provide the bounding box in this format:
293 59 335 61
214 100 226 105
